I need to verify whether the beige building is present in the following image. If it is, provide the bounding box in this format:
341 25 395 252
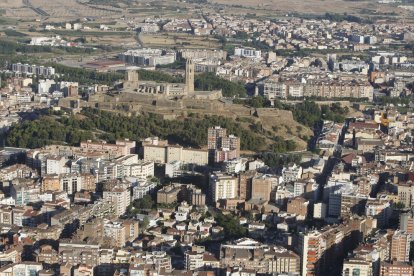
304 79 373 100
287 197 309 220
390 230 411 262
157 185 181 205
267 250 300 275
80 139 136 157
142 137 208 165
342 258 372 276
397 182 414 208
251 177 272 202
59 240 100 267
41 174 60 192
380 261 414 276
209 173 238 203
102 219 138 247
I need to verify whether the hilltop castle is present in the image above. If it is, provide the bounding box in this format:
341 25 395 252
122 59 222 100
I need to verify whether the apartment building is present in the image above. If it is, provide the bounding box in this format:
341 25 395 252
103 186 131 217
250 177 272 202
80 139 136 157
267 249 300 275
342 259 372 276
298 231 322 276
46 156 66 175
380 261 414 276
59 240 100 267
264 77 373 100
184 246 205 271
208 127 240 164
132 181 157 200
220 238 269 273
12 63 56 76
209 173 238 203
390 230 411 262
264 77 287 99
142 137 208 165
399 210 414 236
234 47 261 58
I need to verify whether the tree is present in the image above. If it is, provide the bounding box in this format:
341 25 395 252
215 213 247 240
140 217 150 232
291 101 321 128
393 202 405 210
194 72 247 98
132 195 154 210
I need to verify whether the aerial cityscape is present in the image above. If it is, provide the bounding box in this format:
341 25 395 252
0 0 414 275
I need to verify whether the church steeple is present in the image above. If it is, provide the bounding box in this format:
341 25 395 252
185 59 194 94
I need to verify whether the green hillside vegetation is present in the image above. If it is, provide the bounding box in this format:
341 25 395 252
195 72 247 98
50 63 124 85
5 108 262 150
5 108 297 155
5 116 93 148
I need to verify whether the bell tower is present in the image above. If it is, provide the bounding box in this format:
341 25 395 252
185 59 194 94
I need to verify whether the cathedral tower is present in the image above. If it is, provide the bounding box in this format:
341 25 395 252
185 59 194 94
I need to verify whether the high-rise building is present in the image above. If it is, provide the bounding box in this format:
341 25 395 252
298 231 322 276
390 230 411 262
399 210 414 236
208 126 227 150
238 170 256 200
207 126 240 164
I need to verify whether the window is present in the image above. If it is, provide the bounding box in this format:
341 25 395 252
63 180 69 192
72 179 78 193
352 268 360 276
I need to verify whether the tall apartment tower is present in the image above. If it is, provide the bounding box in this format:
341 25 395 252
207 126 240 164
208 126 227 150
298 231 322 276
185 59 195 94
400 210 414 236
390 230 411 262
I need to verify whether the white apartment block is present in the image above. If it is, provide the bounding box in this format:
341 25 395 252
103 187 131 217
264 80 287 99
132 181 157 200
234 47 261 58
116 157 154 180
12 63 55 76
46 156 66 175
209 173 238 202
